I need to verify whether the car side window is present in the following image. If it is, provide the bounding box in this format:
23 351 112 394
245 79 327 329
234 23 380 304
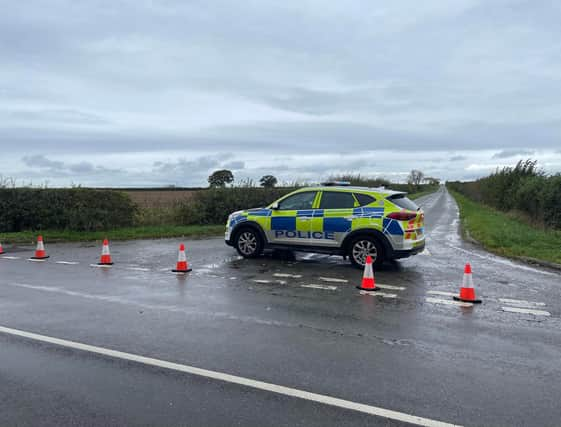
277 192 317 210
319 191 356 209
354 193 376 206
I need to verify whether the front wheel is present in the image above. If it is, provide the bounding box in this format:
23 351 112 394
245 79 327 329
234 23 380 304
234 228 263 258
349 236 384 269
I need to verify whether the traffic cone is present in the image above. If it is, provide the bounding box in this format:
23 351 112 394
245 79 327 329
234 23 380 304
31 235 49 259
172 243 192 273
453 263 481 303
98 239 114 265
357 255 378 291
0 241 4 255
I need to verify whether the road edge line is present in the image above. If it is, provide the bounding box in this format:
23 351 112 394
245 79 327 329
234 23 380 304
0 325 461 427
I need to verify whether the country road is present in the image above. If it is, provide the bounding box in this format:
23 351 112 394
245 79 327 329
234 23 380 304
1 187 560 427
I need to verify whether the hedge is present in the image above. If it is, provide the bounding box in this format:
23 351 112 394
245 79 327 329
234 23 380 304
447 160 561 229
0 188 137 232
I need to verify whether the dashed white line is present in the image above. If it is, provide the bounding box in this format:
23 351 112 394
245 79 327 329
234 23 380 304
126 267 151 272
0 325 461 427
425 297 473 308
319 277 348 283
1 256 21 260
301 284 337 291
359 291 398 298
499 298 546 308
89 264 113 268
501 307 551 317
55 261 80 265
253 279 271 284
376 284 406 291
427 291 458 297
273 273 302 279
27 258 47 262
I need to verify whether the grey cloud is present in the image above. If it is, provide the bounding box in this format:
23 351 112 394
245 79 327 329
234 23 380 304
492 149 536 159
22 154 64 169
222 161 245 170
449 155 467 161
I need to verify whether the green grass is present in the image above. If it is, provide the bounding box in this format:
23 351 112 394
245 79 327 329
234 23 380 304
449 190 561 265
0 224 225 244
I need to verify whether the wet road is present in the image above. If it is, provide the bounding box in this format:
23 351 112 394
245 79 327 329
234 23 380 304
1 187 560 426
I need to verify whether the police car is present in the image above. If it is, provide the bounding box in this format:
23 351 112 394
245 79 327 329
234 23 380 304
225 182 425 268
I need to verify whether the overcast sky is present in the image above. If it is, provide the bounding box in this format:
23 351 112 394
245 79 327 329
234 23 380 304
1 0 560 187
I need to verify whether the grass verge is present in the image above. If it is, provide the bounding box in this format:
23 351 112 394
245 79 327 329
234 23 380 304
449 190 561 265
1 224 225 244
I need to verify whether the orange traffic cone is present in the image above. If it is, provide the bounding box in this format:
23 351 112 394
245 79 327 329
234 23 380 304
357 255 378 291
98 239 114 265
172 243 192 273
0 241 4 255
31 235 49 259
453 263 481 303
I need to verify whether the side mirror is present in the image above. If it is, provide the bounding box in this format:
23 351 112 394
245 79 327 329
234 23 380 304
270 202 279 210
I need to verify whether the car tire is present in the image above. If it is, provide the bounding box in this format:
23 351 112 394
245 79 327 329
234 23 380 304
348 235 384 269
234 227 264 258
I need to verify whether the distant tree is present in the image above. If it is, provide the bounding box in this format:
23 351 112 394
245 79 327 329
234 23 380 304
407 170 424 187
208 170 234 188
423 176 440 185
259 175 278 188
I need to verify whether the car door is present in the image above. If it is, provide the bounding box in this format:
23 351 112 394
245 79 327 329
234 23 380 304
268 191 318 245
310 191 357 247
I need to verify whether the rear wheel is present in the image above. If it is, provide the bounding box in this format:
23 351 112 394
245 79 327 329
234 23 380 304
349 236 384 269
234 228 263 258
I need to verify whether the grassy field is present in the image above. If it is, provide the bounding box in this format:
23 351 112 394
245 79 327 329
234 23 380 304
449 190 561 265
1 225 224 244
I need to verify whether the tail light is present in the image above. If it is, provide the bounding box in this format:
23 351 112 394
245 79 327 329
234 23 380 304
387 211 417 221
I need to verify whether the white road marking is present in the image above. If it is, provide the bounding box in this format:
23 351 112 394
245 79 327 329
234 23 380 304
501 307 551 316
55 261 80 265
253 279 271 284
499 298 546 308
427 291 458 297
27 258 47 262
126 267 151 272
273 273 302 279
425 297 473 308
0 325 460 427
376 284 406 291
301 284 337 291
359 291 398 298
89 264 113 268
445 244 557 277
1 256 21 260
319 277 348 283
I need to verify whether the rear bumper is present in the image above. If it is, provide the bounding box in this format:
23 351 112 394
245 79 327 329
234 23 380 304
390 241 425 259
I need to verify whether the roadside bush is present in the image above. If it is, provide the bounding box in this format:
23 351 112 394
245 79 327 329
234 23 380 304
177 187 295 225
447 160 561 229
0 188 137 232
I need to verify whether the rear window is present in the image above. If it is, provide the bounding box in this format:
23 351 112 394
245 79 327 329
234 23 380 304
354 193 375 206
387 194 418 211
320 191 356 209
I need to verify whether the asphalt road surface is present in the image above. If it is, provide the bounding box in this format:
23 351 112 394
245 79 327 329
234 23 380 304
1 187 560 427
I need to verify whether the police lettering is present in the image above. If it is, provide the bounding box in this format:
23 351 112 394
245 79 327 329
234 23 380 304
274 230 335 240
